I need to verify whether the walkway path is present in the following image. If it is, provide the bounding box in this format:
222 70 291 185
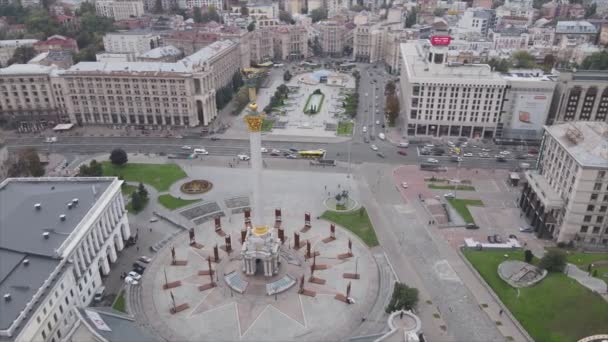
565 263 608 296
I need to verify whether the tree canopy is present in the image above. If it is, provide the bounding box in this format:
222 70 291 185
78 159 103 177
310 7 328 23
386 282 419 313
511 51 537 69
8 46 37 65
110 148 128 166
488 58 511 73
279 10 295 24
580 50 608 70
405 8 417 28
538 249 567 272
247 21 255 31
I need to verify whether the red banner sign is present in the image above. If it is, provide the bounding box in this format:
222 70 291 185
430 36 452 46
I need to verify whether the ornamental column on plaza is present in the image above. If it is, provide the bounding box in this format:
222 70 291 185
241 85 280 277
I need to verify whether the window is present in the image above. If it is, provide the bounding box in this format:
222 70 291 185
594 183 602 190
42 331 46 339
599 171 606 178
59 305 63 314
70 289 74 297
587 205 595 212
53 313 57 323
597 216 604 223
591 193 598 201
65 297 69 305
37 316 41 324
47 322 52 330
57 329 62 338
600 206 607 212
580 226 588 233
584 215 592 222
43 307 47 315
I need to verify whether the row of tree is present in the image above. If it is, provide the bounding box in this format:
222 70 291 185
6 147 45 177
216 72 245 110
263 84 289 113
385 81 400 127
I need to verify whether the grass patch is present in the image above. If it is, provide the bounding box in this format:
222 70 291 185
261 118 274 132
158 194 201 210
121 184 137 196
549 249 608 285
463 249 608 342
303 92 324 114
447 198 484 224
112 291 126 313
337 121 354 135
102 162 187 192
427 183 475 191
321 207 379 247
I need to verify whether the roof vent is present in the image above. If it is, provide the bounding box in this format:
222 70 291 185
23 259 30 266
59 214 66 221
34 203 41 210
43 232 50 239
4 294 11 302
67 202 73 209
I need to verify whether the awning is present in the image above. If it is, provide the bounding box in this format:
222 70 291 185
53 123 74 131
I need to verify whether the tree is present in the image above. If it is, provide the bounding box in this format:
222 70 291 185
350 4 364 11
310 36 322 55
538 249 567 272
542 54 556 70
193 6 203 23
232 71 243 91
524 249 534 263
283 70 292 81
247 21 255 31
153 0 163 13
138 182 148 200
488 58 511 72
310 7 328 23
201 5 220 23
385 94 399 127
19 147 45 177
25 8 61 38
279 10 295 24
7 46 36 65
405 8 417 28
511 51 537 69
131 191 143 211
386 282 419 313
78 159 103 176
240 4 249 16
585 3 596 17
580 50 608 70
385 81 396 95
110 148 128 166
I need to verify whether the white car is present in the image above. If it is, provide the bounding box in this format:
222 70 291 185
362 126 367 133
444 193 455 199
181 145 192 150
45 136 57 143
425 144 435 148
370 144 379 151
482 148 491 152
138 256 152 263
401 182 408 189
238 154 250 161
193 148 208 155
376 120 380 125
271 148 281 154
500 151 511 155
398 141 409 148
124 276 139 285
260 147 268 153
463 153 473 157
427 158 439 164
128 271 142 281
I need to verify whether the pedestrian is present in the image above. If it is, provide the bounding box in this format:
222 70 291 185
400 311 404 319
137 246 139 251
499 309 503 316
149 227 152 232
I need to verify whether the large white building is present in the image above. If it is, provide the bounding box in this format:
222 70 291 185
0 177 131 342
456 8 496 38
0 39 38 68
183 0 222 9
519 122 608 247
400 40 508 138
95 0 145 20
103 32 163 55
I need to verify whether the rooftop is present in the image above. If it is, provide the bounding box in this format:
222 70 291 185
556 21 597 34
545 122 608 169
69 308 153 342
401 40 506 83
0 64 56 75
179 39 235 68
67 61 189 74
138 45 181 59
0 39 38 47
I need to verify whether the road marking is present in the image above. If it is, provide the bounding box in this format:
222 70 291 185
383 252 400 282
433 260 462 283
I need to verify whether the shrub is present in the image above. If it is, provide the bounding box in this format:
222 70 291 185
557 242 567 248
110 148 128 166
386 282 419 313
524 249 533 263
313 88 322 95
538 249 567 272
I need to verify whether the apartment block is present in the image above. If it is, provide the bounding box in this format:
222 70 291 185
519 122 608 247
103 32 163 55
95 0 145 21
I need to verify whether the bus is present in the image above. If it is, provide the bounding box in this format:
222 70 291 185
298 149 326 159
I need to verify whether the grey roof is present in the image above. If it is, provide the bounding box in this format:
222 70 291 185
555 21 598 34
0 251 62 331
545 122 608 169
0 179 112 257
77 308 156 342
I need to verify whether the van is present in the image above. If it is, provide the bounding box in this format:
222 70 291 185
398 141 409 148
193 148 208 155
378 133 386 140
93 286 105 302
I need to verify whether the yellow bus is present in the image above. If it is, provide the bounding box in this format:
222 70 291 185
298 149 326 159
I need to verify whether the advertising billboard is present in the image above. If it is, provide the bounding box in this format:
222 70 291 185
510 94 551 131
430 36 452 46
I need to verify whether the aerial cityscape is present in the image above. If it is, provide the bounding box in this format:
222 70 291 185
0 0 607 341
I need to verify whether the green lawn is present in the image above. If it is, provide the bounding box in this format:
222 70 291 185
428 183 475 191
463 249 608 342
261 119 274 132
158 194 201 210
121 184 137 196
447 198 484 223
102 162 187 191
337 121 354 135
112 291 126 313
321 208 379 247
549 248 608 285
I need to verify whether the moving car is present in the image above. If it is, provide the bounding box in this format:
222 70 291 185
443 192 455 199
238 154 250 161
288 148 299 153
376 120 380 125
362 126 367 133
397 150 407 156
124 276 139 285
370 144 379 151
45 136 58 143
270 152 280 156
272 148 281 154
401 182 408 188
181 145 192 150
398 141 409 148
378 133 386 140
149 217 159 223
463 153 473 157
210 137 220 141
427 158 439 164
128 271 142 281
286 154 297 159
138 256 152 263
193 148 208 155
425 144 435 148
376 152 385 158
260 147 268 153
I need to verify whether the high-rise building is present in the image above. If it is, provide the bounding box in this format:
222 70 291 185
0 177 132 341
548 70 608 124
519 121 608 247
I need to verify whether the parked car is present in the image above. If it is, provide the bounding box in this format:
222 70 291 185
45 136 58 143
444 193 455 199
398 141 409 148
286 154 297 159
487 235 495 243
210 137 220 141
238 154 250 161
124 276 139 285
376 152 386 158
425 144 435 148
397 150 407 156
378 133 386 140
519 226 534 233
494 235 503 243
427 158 439 164
270 152 280 156
528 148 538 154
93 286 105 302
271 148 281 154
149 217 159 222
260 147 268 153
128 271 142 281
420 149 430 155
288 148 299 153
370 144 379 151
465 223 479 229
364 136 370 143
138 256 152 263
362 126 367 133
181 145 192 150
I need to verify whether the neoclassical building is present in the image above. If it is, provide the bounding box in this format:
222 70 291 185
0 177 131 342
241 226 280 277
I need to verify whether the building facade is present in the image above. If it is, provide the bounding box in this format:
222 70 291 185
272 25 309 61
457 8 496 38
103 32 163 55
519 122 608 247
316 21 349 58
0 177 132 342
0 39 38 67
95 0 145 21
549 70 608 124
249 28 275 64
400 40 508 139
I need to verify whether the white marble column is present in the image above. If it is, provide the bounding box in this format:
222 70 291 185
249 130 263 224
92 226 101 250
121 223 131 240
115 233 124 251
102 213 111 237
108 243 117 263
81 244 91 266
100 254 111 275
77 248 87 271
72 257 82 278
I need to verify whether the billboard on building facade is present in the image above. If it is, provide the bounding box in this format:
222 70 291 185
430 36 452 46
510 94 551 131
